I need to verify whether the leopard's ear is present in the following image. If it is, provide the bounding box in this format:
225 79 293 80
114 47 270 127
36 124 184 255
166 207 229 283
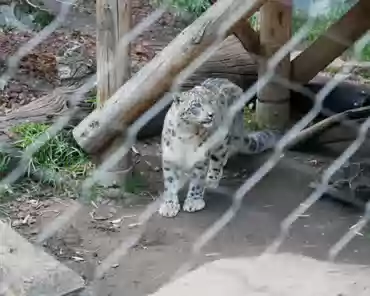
173 93 183 105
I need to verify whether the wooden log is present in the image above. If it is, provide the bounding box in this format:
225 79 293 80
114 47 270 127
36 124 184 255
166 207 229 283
73 0 267 154
180 35 258 90
0 36 258 142
0 87 90 134
138 35 258 139
292 0 370 84
256 0 292 129
95 0 133 185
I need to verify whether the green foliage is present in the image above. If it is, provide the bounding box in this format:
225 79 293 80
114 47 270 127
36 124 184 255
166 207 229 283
243 105 259 131
248 13 260 31
11 123 91 178
292 3 370 61
0 152 12 176
86 88 98 109
293 4 348 44
154 0 210 17
359 45 370 62
16 1 55 29
33 10 55 29
122 172 148 194
0 25 16 33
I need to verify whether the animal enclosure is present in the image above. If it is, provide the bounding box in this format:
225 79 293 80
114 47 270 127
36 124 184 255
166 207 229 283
1 0 370 295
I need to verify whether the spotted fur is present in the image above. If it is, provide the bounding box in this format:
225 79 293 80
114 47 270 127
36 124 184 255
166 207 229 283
158 78 282 217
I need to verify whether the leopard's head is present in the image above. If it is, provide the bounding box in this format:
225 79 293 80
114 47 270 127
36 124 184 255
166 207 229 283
174 86 217 129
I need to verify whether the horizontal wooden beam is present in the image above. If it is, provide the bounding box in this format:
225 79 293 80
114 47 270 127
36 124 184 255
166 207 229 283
73 0 267 154
292 0 370 83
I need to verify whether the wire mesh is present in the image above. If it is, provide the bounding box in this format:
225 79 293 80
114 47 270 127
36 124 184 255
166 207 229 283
1 0 370 295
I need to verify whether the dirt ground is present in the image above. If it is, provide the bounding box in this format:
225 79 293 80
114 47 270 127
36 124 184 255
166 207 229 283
1 1 370 296
3 144 370 296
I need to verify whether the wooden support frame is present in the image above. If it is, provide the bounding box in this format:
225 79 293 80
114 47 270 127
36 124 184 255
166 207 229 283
74 0 370 157
210 0 261 56
256 0 292 129
73 0 267 154
292 0 370 84
232 18 260 56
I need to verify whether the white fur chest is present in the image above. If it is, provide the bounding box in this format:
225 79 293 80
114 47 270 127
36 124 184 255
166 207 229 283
162 133 207 171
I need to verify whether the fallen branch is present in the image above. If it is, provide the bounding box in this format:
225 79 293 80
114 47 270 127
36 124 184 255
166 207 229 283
0 87 92 134
287 105 370 150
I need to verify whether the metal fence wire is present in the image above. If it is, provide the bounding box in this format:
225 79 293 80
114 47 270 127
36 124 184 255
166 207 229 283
1 0 370 295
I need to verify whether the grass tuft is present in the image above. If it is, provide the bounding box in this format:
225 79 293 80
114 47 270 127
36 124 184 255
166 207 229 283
11 123 92 178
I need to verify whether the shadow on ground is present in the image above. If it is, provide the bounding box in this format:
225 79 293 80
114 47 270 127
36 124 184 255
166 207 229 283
83 152 370 296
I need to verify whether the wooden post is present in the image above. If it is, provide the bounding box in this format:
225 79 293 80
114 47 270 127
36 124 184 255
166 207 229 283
256 0 292 130
95 0 132 186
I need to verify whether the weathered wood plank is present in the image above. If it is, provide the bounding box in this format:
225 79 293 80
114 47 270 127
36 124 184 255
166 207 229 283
0 87 90 136
0 220 85 296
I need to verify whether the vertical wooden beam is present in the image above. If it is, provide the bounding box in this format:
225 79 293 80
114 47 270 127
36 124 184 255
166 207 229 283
96 0 132 186
256 0 292 130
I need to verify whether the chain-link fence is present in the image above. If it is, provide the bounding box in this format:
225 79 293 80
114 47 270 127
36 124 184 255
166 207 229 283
1 0 370 295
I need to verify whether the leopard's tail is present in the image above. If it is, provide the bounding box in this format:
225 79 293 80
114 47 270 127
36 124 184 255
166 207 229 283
231 130 283 155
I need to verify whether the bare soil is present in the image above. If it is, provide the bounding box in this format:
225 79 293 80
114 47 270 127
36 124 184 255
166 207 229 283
3 146 370 296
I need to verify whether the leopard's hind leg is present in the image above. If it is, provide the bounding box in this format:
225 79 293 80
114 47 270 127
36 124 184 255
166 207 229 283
206 141 230 189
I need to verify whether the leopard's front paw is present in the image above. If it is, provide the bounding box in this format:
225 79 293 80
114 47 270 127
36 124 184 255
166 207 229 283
158 200 180 218
183 198 205 213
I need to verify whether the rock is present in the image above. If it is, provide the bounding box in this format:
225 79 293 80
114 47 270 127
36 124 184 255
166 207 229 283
149 253 370 296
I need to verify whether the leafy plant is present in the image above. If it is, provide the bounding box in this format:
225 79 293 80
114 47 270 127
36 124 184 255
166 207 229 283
153 0 211 17
33 10 55 29
0 152 12 176
11 123 91 178
122 172 148 194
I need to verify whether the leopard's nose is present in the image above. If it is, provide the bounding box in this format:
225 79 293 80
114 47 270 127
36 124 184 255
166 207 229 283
208 112 214 118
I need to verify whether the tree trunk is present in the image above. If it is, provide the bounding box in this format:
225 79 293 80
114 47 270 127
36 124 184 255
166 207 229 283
73 0 267 155
0 87 89 141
